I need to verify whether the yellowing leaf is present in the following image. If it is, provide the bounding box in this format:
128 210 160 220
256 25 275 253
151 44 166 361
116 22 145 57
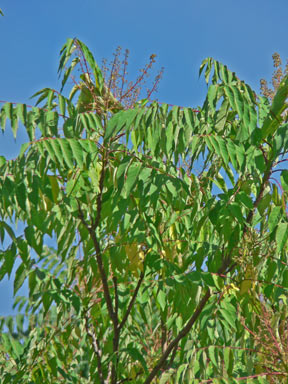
125 243 144 276
239 265 255 295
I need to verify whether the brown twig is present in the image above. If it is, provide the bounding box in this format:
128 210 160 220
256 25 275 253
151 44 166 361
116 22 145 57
119 271 145 331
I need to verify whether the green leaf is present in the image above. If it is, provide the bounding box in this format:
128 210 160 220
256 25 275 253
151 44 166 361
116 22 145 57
104 111 126 141
224 348 233 376
71 294 81 314
159 369 174 384
25 226 43 254
16 182 27 211
58 38 75 73
282 269 288 288
10 337 23 359
3 243 17 279
43 291 53 314
281 170 288 192
123 161 142 197
228 203 244 224
208 346 218 367
0 221 16 244
276 222 288 253
75 39 104 91
207 85 218 111
14 263 27 295
58 139 74 168
268 206 281 233
41 138 63 165
157 290 166 311
257 193 271 215
16 103 27 125
107 108 139 142
0 155 6 167
19 142 30 157
48 175 60 202
47 357 58 377
219 307 237 331
235 191 253 210
58 94 66 116
69 139 84 168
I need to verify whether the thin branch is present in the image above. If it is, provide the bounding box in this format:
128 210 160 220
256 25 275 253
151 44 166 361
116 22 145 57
147 67 164 101
79 202 119 384
111 277 120 384
113 276 119 319
106 364 112 384
77 160 117 330
84 312 104 384
112 329 120 384
92 151 107 230
119 271 145 331
165 344 178 370
120 55 156 100
88 146 120 384
245 167 272 230
120 49 129 100
271 168 287 173
274 156 288 165
87 227 117 329
161 317 167 353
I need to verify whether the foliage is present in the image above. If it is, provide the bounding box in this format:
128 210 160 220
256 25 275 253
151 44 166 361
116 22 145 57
1 38 288 383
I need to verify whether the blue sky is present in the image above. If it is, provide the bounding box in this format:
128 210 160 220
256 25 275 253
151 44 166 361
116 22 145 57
0 0 288 315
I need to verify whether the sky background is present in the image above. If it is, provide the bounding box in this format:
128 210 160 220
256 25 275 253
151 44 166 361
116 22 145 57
0 0 288 315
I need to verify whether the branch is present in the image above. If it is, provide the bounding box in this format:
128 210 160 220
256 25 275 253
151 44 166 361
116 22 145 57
165 344 178 370
119 271 145 331
111 267 144 382
77 203 117 332
88 228 118 330
245 167 272 229
78 165 119 384
84 312 104 384
113 276 119 319
92 150 107 230
161 317 167 353
111 277 120 384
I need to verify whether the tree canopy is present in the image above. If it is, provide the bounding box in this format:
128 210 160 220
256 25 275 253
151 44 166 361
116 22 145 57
1 38 288 383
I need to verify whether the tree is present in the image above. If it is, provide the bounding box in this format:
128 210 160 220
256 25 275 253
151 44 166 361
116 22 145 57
0 38 288 383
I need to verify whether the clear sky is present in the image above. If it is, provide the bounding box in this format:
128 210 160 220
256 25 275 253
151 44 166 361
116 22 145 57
0 0 288 315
